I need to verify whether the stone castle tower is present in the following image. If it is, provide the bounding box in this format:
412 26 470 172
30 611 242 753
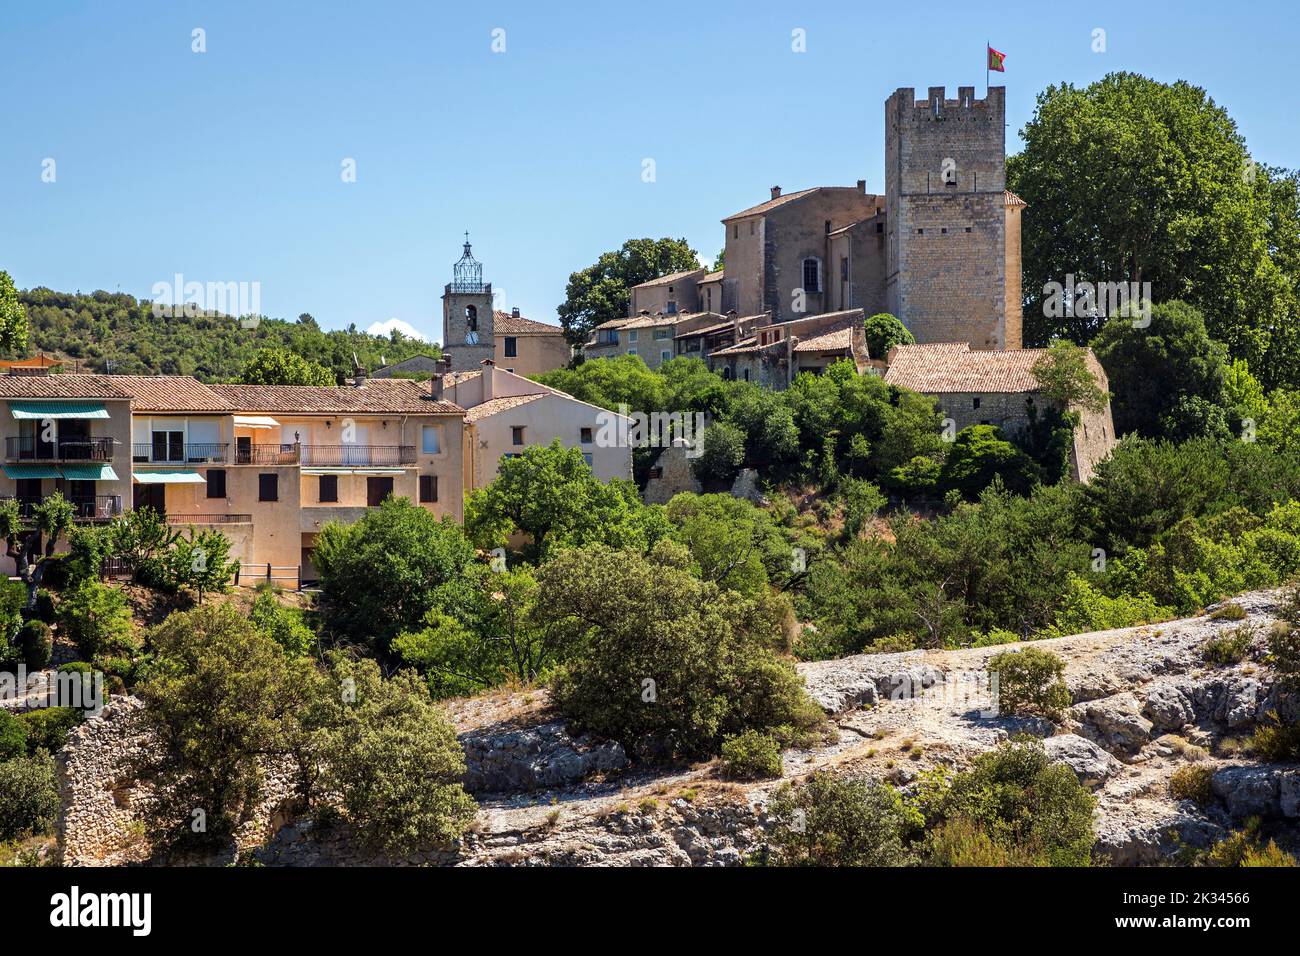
884 86 1022 350
441 235 496 370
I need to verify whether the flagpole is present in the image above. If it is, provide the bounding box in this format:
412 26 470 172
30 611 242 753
985 39 989 96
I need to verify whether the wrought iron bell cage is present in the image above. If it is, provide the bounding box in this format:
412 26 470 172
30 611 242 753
451 233 485 293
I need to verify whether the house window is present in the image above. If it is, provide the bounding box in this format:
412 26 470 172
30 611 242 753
649 466 663 479
627 348 637 356
504 336 517 358
366 476 393 507
152 430 184 462
802 258 821 293
973 396 982 410
654 328 670 340
628 329 638 342
841 257 849 282
258 473 278 502
876 222 883 234
206 469 226 499
511 426 525 446
661 351 671 363
749 221 755 236
421 425 442 455
318 474 338 503
419 475 438 503
582 453 593 468
733 224 738 239
580 427 593 444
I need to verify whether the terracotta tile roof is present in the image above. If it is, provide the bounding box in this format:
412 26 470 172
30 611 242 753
709 335 764 357
722 187 819 222
793 326 854 352
463 393 546 423
1005 190 1027 207
675 319 735 339
493 311 564 336
699 270 724 283
208 379 464 415
618 312 696 330
630 268 705 290
0 374 133 399
107 375 228 412
883 343 1049 393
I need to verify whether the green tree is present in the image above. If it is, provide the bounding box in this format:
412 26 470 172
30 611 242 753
766 772 913 866
1008 72 1299 386
664 492 792 595
537 540 823 760
0 493 75 609
57 581 135 659
557 238 700 347
863 312 914 359
1031 339 1109 413
465 440 668 562
534 354 665 413
135 604 318 846
0 270 30 356
939 426 1041 498
241 347 337 386
1090 301 1229 438
691 421 745 484
166 528 237 604
0 750 59 842
313 497 481 650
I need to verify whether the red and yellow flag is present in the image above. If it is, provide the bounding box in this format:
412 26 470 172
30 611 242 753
988 46 1007 72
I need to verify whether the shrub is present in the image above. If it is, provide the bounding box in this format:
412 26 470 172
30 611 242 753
0 750 60 841
32 589 56 624
927 815 1041 866
1268 618 1300 688
765 772 913 866
987 647 1071 719
692 421 746 484
15 620 53 670
248 586 316 656
1251 716 1300 762
1203 818 1297 867
0 710 29 760
863 312 914 359
17 707 83 754
1169 764 1216 807
1202 625 1254 665
720 731 782 780
1209 602 1247 621
57 581 134 659
938 739 1096 866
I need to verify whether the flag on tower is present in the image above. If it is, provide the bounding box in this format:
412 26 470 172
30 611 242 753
988 45 1006 72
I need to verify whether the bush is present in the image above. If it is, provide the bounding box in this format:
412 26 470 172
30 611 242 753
938 739 1095 866
0 710 29 760
927 815 1042 866
1251 715 1300 762
57 581 134 659
863 313 914 359
540 541 826 761
987 647 1071 719
720 731 782 780
1209 602 1247 621
1203 818 1298 867
1202 625 1255 665
1169 764 1216 807
32 589 56 624
765 772 913 866
15 620 53 670
0 750 60 841
692 421 746 484
248 586 316 656
17 707 83 754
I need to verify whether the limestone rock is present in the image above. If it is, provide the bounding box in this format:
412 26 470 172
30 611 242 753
1043 734 1121 788
1075 694 1152 753
1142 683 1194 731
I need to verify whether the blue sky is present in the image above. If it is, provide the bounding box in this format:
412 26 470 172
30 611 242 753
1 1 1294 343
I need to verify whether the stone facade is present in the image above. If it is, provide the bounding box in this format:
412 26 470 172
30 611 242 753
885 86 1016 350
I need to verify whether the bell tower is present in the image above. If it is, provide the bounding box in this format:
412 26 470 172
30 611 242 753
440 233 496 370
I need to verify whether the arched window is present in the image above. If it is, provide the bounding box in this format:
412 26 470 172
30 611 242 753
465 305 478 331
802 258 821 293
722 366 733 381
742 368 749 381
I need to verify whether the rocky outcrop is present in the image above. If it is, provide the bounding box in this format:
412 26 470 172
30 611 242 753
460 721 629 794
1212 765 1300 821
1043 734 1121 788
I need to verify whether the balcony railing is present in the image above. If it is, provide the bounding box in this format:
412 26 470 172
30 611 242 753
0 495 122 520
5 437 115 462
132 442 229 464
300 444 416 467
164 513 253 525
234 444 299 465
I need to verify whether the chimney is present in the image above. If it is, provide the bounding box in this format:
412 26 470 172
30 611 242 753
480 358 495 400
770 186 781 200
429 373 444 400
727 309 739 339
352 367 368 387
511 307 520 318
857 179 866 193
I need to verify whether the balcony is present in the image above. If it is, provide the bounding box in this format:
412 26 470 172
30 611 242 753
165 513 253 526
133 442 229 465
234 444 299 465
300 444 416 467
6 437 115 462
0 494 122 520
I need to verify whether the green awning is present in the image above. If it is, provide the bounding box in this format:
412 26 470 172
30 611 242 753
2 464 62 479
60 463 119 481
133 470 206 484
9 401 110 420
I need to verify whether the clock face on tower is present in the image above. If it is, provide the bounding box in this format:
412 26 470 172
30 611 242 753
465 331 479 345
